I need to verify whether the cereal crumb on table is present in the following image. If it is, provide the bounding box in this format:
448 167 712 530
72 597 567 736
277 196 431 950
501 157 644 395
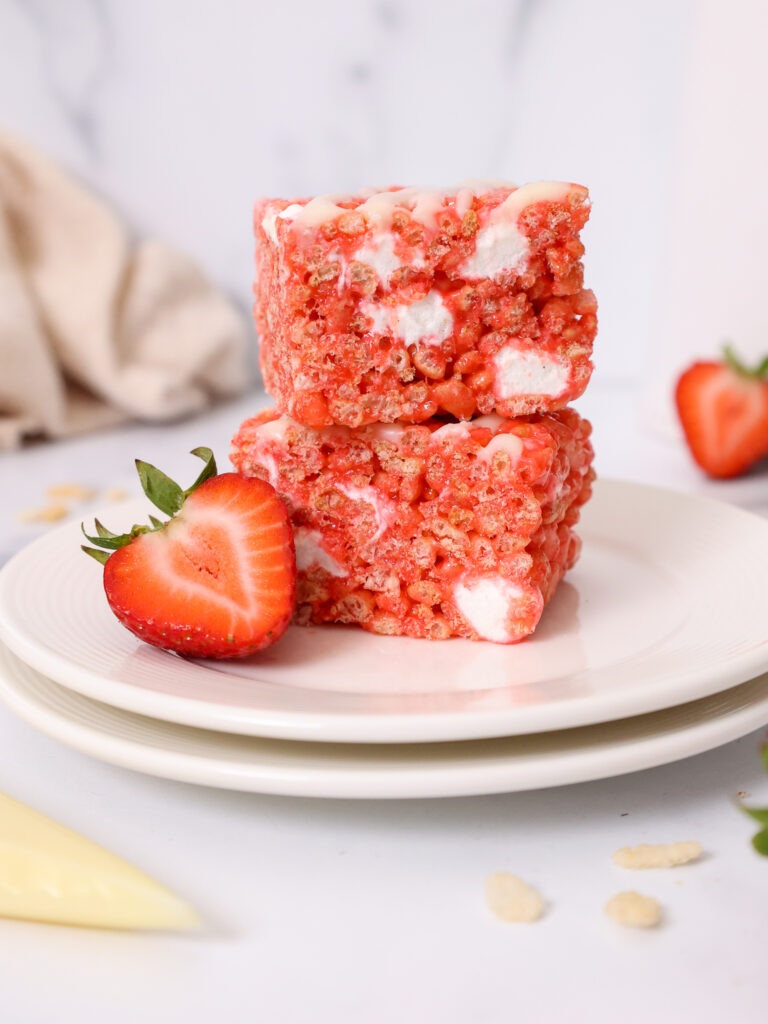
46 483 96 502
605 891 661 928
18 504 69 524
104 488 129 502
612 841 702 869
485 873 543 923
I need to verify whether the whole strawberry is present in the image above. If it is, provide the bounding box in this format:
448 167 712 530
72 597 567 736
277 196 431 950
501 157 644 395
675 346 768 479
82 448 296 658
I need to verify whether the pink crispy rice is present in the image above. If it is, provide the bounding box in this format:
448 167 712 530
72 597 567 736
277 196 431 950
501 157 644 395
231 407 594 644
254 181 596 429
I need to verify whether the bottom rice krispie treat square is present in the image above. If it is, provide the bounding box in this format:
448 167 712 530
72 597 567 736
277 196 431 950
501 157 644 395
231 408 594 643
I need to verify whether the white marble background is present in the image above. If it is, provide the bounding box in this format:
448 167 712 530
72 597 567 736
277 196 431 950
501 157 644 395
0 0 697 386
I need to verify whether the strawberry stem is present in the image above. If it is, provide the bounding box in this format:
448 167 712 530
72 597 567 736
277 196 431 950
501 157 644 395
81 522 151 550
81 546 111 565
723 344 768 380
81 447 219 564
93 519 119 540
184 447 217 496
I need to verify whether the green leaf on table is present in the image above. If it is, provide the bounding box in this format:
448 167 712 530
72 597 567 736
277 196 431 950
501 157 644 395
744 806 768 827
752 827 768 857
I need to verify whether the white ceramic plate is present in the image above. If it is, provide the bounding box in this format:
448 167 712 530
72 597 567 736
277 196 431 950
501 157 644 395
1 480 768 744
1 643 767 798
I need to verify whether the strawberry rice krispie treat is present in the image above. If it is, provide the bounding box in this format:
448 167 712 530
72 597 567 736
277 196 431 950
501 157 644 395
254 181 596 428
231 407 594 643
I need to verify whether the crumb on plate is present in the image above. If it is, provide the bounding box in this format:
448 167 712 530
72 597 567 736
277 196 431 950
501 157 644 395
104 487 129 502
485 873 543 923
612 841 702 869
605 891 661 928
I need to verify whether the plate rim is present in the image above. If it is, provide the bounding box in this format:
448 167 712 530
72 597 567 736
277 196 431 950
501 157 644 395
1 642 768 799
2 478 768 744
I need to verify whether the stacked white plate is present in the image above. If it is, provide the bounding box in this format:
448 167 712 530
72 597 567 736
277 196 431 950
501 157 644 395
1 480 768 799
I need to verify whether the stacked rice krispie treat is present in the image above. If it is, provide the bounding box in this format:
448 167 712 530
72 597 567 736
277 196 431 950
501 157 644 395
232 182 597 643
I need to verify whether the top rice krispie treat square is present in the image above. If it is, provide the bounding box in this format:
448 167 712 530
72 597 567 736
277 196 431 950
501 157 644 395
254 181 596 428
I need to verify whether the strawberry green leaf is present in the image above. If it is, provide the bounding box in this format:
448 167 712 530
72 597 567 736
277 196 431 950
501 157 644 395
135 460 184 517
81 545 111 565
753 827 768 857
743 806 768 826
82 445 217 567
185 447 218 497
81 524 130 550
81 522 152 551
723 343 768 380
93 518 119 540
723 343 748 376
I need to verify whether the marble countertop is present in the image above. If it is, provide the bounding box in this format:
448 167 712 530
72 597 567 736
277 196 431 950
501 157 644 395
1 379 767 1023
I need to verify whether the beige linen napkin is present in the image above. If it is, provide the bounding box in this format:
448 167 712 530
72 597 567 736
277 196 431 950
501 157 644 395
0 131 250 449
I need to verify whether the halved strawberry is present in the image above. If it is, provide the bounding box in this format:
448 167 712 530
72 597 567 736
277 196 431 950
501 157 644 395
82 448 296 658
675 347 768 479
